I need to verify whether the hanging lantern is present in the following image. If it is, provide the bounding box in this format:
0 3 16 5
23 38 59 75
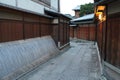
95 6 106 21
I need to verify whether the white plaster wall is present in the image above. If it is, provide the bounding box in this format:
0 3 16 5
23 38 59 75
17 0 44 14
0 0 16 6
51 0 59 11
0 0 59 14
0 0 44 14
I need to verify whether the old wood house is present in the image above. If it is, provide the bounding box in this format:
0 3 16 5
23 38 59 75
94 0 120 80
0 0 70 79
70 13 96 41
0 0 70 48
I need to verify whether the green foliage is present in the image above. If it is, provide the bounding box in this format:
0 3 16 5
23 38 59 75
80 3 94 17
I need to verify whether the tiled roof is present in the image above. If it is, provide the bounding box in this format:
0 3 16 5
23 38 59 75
71 13 94 22
73 5 81 11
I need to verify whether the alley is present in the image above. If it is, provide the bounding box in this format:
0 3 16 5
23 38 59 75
17 41 101 80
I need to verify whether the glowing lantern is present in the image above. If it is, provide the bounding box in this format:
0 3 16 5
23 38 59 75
95 6 106 21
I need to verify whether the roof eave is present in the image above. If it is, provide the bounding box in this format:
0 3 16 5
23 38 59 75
45 9 71 19
94 0 116 6
74 19 94 24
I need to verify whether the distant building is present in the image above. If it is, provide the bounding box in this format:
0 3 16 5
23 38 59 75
72 5 81 18
70 13 96 40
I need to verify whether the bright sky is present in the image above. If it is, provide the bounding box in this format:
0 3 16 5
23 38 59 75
60 0 94 16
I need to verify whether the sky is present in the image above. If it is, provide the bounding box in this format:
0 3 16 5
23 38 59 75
60 0 94 16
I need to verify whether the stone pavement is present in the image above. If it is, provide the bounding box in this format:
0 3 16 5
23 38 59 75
17 41 101 80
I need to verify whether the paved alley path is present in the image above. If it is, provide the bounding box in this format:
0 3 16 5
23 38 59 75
17 41 101 80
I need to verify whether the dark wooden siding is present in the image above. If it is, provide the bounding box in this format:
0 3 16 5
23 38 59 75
97 14 120 69
59 17 70 47
78 26 89 40
0 20 23 42
52 24 59 45
0 7 52 43
106 16 120 68
70 24 95 41
67 23 70 42
41 24 52 36
59 23 64 46
70 27 74 38
89 24 96 41
97 22 103 55
24 22 40 39
0 7 70 47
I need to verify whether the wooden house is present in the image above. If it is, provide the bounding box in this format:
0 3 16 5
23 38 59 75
94 0 120 80
70 13 96 41
0 0 70 49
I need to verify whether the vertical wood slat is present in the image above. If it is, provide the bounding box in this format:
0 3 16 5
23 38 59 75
0 8 70 48
41 24 51 36
65 23 69 43
59 23 63 46
0 20 1 42
64 23 66 44
110 17 119 66
24 22 40 39
76 24 95 41
118 17 120 68
0 20 53 42
101 16 120 68
0 9 53 42
89 25 95 41
0 20 50 42
0 20 23 42
115 17 119 67
59 17 70 47
52 24 59 45
106 18 111 63
70 27 74 38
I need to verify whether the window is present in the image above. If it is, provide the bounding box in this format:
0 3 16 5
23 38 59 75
38 0 50 6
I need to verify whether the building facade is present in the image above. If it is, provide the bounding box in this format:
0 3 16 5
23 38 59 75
94 0 120 80
0 0 59 13
0 0 70 79
0 0 70 48
72 5 81 18
70 13 96 41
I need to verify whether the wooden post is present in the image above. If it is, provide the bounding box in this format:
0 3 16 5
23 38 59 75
22 13 25 39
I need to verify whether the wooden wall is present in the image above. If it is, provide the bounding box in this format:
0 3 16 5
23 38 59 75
106 16 120 68
70 24 96 41
0 20 23 42
0 7 52 43
0 7 70 47
59 16 70 46
70 27 74 38
51 24 59 45
97 13 120 68
78 24 95 41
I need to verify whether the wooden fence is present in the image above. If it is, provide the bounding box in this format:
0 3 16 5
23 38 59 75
0 7 70 47
70 27 74 38
77 24 95 41
0 7 52 42
70 24 96 41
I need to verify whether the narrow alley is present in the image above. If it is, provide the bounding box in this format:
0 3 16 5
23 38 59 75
17 41 101 80
0 0 120 80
